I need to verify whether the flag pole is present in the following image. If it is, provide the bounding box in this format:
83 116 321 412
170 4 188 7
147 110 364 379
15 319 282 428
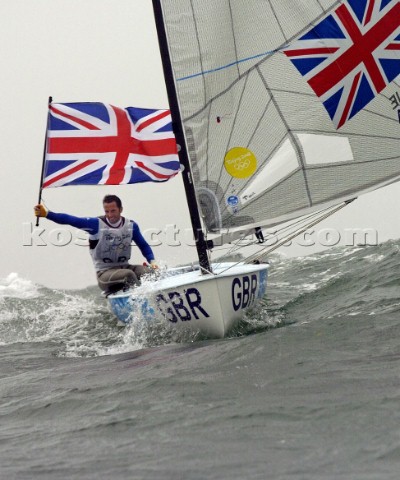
36 96 52 226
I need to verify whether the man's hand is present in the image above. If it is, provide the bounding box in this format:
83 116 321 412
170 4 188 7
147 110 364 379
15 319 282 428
150 260 159 269
34 204 48 217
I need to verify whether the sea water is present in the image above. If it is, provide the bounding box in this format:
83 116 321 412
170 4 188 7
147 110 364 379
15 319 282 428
1 241 400 479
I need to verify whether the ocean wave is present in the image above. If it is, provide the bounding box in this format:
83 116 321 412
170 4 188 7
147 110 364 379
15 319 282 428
0 273 40 299
1 239 399 355
267 240 400 322
0 276 197 357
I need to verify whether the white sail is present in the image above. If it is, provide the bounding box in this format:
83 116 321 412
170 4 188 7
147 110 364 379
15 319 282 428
158 0 400 236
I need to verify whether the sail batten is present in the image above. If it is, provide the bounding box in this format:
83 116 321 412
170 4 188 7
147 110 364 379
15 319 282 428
157 0 400 240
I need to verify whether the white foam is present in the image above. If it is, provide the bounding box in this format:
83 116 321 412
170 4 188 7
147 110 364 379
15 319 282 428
364 254 385 263
0 273 40 299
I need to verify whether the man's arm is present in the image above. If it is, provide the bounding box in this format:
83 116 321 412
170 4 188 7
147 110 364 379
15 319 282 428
46 211 99 235
132 222 155 263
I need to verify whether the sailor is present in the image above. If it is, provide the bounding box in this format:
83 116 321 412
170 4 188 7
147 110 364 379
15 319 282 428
34 194 158 294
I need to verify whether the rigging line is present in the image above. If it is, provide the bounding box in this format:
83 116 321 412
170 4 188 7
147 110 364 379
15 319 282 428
213 214 320 265
269 203 344 237
215 237 272 263
213 237 257 258
279 212 331 234
214 205 334 262
264 204 337 238
245 200 356 264
214 200 355 275
213 243 253 256
213 211 334 266
215 235 272 263
216 241 271 273
212 226 279 259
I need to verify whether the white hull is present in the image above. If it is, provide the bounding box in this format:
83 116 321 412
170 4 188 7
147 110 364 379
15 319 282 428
107 262 268 338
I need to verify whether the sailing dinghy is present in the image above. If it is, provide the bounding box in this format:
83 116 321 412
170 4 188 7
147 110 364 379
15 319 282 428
108 0 400 336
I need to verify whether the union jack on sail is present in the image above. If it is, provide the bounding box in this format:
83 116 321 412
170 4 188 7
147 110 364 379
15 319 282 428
284 0 400 128
43 102 180 188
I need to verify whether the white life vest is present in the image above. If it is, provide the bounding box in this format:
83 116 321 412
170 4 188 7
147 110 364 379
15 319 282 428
89 217 133 272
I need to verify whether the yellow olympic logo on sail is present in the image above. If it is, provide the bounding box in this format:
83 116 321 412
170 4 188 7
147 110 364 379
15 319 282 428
224 147 257 179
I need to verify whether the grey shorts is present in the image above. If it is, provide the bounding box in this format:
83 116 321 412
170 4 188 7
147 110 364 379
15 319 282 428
96 264 150 292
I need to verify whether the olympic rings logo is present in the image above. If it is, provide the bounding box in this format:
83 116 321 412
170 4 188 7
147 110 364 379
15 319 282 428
232 158 251 170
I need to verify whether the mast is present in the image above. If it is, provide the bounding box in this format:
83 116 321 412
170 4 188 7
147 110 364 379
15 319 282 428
152 0 211 274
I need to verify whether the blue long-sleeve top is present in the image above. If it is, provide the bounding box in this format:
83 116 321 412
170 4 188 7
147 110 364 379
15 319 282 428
46 211 155 263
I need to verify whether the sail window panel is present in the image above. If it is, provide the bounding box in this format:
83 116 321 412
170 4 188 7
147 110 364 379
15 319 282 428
307 159 400 205
240 138 299 205
298 134 354 165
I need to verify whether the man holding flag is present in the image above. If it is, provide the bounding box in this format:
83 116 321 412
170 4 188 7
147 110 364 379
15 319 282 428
34 195 158 294
34 101 179 293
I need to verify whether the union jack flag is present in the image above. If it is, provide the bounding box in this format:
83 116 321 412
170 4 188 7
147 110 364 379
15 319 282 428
43 102 180 187
283 0 400 129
